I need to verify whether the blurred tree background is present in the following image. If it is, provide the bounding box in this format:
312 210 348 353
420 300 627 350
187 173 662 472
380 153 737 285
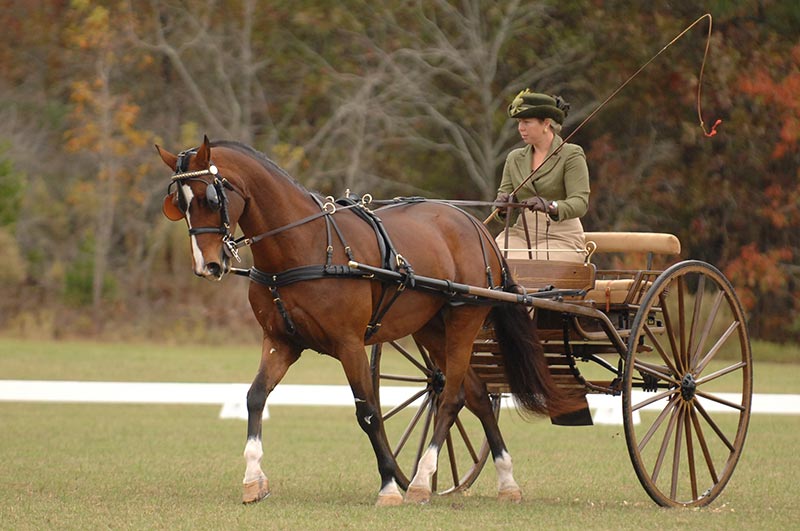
0 0 797 344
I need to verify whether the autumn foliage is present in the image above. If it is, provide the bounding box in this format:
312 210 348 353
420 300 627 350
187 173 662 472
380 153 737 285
0 1 798 342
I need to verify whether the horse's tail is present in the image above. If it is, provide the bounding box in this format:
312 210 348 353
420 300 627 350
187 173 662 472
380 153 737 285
488 296 581 418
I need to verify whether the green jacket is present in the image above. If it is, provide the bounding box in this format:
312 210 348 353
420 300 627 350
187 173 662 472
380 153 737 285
497 135 590 221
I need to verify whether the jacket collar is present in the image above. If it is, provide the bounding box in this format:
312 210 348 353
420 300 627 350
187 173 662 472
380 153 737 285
514 135 564 187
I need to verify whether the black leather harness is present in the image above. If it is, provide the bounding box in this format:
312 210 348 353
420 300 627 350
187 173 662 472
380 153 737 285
247 193 420 339
170 150 505 343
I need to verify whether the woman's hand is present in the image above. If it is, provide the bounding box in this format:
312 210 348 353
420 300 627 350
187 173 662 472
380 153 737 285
521 196 549 212
494 192 512 218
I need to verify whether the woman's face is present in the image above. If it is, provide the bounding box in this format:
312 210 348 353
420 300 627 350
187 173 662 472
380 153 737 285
517 118 549 146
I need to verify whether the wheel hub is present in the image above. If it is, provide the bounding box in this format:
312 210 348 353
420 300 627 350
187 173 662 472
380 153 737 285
430 368 445 395
680 373 697 401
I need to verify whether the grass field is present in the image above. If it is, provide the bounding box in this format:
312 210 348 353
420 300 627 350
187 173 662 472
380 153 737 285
1 338 799 530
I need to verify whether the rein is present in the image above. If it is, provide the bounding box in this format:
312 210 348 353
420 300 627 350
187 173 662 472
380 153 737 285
231 197 362 251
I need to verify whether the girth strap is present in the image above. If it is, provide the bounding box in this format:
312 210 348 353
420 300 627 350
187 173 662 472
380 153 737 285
249 264 362 288
249 264 364 337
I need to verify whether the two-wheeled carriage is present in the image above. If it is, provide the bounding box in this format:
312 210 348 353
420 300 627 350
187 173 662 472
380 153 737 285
158 137 751 508
369 231 752 507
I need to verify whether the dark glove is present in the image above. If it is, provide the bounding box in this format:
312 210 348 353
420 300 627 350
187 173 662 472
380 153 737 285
521 196 549 212
494 192 513 218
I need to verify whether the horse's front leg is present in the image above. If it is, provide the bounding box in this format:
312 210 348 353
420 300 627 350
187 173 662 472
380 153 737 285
242 337 300 504
338 343 403 507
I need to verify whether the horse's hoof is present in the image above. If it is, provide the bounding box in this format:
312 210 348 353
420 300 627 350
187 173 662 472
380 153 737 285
375 492 404 507
498 487 522 503
242 476 270 504
404 485 432 504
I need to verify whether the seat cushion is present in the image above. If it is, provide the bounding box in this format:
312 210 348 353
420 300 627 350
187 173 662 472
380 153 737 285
586 279 636 306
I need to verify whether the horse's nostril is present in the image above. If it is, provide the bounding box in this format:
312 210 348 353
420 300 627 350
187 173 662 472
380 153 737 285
207 262 222 277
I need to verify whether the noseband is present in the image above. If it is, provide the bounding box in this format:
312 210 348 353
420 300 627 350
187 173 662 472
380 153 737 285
169 149 244 262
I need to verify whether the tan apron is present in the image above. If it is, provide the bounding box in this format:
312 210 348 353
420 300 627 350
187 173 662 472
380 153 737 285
495 210 585 263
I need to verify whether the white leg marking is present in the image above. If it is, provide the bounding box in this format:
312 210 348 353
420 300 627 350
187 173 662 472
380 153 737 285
379 478 402 498
409 445 438 490
243 437 266 484
494 450 520 493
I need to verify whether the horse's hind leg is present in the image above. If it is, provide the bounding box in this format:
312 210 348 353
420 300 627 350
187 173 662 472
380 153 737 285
463 369 522 503
242 337 300 504
337 341 403 506
406 310 521 503
404 307 487 504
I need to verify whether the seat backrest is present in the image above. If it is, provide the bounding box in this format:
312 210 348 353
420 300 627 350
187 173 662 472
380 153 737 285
584 232 681 255
584 232 681 270
506 259 596 293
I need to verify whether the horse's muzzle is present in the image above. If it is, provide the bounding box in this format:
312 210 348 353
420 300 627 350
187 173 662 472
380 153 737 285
195 256 229 281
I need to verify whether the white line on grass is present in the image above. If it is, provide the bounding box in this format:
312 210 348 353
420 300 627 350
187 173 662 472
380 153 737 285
0 380 797 424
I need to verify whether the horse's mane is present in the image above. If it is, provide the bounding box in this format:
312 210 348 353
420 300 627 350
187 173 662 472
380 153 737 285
210 140 308 194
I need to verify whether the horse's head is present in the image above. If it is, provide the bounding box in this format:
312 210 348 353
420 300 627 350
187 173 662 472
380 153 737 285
157 136 246 281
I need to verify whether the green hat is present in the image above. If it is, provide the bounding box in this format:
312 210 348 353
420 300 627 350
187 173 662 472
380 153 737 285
507 89 568 124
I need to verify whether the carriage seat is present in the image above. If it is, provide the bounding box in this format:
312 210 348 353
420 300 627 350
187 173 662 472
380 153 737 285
584 232 681 306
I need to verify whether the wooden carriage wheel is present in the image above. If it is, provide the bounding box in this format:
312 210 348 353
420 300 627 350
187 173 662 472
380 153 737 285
370 339 500 494
622 260 752 507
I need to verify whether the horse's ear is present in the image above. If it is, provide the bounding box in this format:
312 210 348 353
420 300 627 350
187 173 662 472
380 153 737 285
162 193 184 221
156 145 178 171
195 135 211 167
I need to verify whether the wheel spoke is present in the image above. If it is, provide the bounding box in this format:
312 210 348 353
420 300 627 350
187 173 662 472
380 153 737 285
694 361 747 386
379 373 428 384
633 359 681 386
689 406 719 483
677 276 688 374
695 321 741 374
691 291 725 368
392 393 431 457
390 340 431 373
687 275 706 367
413 338 436 370
454 415 480 464
383 388 429 421
412 396 436 476
695 389 746 412
445 431 459 488
651 398 681 483
632 388 677 413
694 400 736 452
658 291 683 374
639 394 680 451
670 403 686 500
684 405 699 500
644 324 682 379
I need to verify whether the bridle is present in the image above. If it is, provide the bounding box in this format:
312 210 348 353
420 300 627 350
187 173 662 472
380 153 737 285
168 148 344 267
169 148 245 262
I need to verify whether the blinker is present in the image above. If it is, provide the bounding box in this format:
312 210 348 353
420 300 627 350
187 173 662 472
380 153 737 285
206 182 221 211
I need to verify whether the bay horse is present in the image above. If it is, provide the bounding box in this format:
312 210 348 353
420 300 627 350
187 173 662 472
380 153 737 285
157 136 578 506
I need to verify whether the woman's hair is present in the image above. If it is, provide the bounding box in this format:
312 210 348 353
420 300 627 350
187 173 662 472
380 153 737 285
549 120 563 134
